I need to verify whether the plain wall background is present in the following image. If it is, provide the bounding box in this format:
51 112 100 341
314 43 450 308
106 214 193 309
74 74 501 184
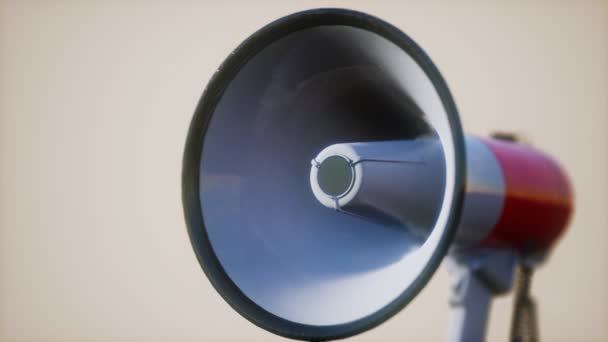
1 1 606 341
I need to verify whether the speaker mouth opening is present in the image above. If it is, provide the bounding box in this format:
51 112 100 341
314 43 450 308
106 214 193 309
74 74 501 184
183 8 466 342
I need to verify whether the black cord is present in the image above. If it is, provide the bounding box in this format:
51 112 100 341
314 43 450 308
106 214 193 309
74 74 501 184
510 266 538 342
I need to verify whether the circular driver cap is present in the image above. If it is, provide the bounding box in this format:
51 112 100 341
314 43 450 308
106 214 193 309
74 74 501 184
317 156 354 197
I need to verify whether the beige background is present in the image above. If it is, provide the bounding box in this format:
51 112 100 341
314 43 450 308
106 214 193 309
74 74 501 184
1 1 606 341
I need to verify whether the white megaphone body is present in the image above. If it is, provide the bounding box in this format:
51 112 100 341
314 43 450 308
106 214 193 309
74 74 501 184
182 8 573 341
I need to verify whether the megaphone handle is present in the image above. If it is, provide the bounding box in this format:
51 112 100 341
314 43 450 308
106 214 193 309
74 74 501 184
447 269 492 342
447 251 517 342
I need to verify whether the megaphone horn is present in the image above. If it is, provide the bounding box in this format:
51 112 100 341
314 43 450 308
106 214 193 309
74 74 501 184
182 8 573 341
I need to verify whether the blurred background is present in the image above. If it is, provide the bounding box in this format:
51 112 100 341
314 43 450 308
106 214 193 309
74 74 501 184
0 1 606 341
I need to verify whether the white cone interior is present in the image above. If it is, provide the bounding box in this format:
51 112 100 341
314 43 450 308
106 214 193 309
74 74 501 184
199 26 456 325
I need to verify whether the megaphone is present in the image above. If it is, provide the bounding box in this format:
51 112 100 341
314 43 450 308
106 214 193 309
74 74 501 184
182 8 573 341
